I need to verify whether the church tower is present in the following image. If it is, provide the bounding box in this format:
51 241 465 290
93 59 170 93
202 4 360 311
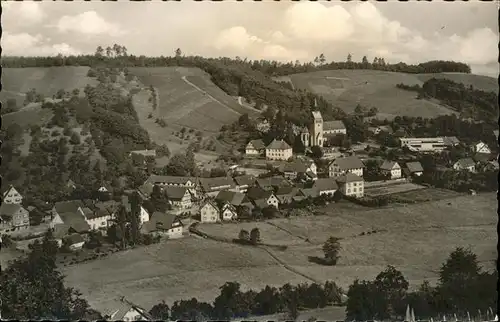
310 110 324 147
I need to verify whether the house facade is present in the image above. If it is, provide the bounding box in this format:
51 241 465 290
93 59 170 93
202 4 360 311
200 200 220 223
380 161 402 179
473 141 491 154
328 155 364 178
146 175 200 198
165 186 192 210
453 158 476 172
2 186 23 204
141 212 184 239
220 203 238 221
336 174 364 198
0 204 30 232
245 139 266 156
247 188 280 209
313 178 338 196
265 139 293 161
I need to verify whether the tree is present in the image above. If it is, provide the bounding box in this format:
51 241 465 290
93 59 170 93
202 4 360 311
373 265 409 317
213 282 251 319
157 144 171 158
238 229 250 241
175 48 182 57
3 98 18 114
347 53 352 63
319 53 326 65
310 145 323 159
362 55 369 65
95 46 104 57
0 231 102 320
149 301 170 320
69 132 81 145
346 279 386 321
250 228 261 244
105 46 112 58
322 236 341 265
150 184 170 212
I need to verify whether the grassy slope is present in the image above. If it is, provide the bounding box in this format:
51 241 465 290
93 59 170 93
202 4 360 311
276 70 497 119
129 67 258 134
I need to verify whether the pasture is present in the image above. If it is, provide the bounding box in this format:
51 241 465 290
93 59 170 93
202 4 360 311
129 67 249 134
278 70 497 119
364 182 426 197
62 237 310 314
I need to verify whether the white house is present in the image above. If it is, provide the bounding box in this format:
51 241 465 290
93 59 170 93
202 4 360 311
400 137 446 152
453 158 476 172
246 187 280 209
328 155 364 178
380 161 402 179
245 139 266 156
141 212 184 239
200 200 220 223
335 173 364 198
2 186 23 205
266 139 293 161
220 203 238 221
473 141 491 154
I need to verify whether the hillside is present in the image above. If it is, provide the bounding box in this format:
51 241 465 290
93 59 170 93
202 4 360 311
275 70 498 120
129 67 260 134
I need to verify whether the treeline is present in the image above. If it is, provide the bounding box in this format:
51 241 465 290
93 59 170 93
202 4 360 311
396 78 498 124
1 53 471 76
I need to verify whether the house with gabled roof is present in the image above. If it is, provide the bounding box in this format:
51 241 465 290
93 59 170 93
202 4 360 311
121 195 150 225
453 158 476 172
312 178 339 196
233 175 256 193
220 203 238 221
80 200 120 231
2 185 23 205
335 173 364 198
274 186 300 204
104 297 153 322
245 139 266 156
265 139 293 161
200 200 220 223
403 162 424 177
0 203 30 232
50 200 85 227
215 190 253 209
472 141 491 154
328 155 364 178
442 136 460 147
246 187 279 209
141 212 184 239
62 233 85 251
380 160 402 179
164 186 192 210
199 177 235 197
323 120 347 136
256 175 291 191
280 159 317 181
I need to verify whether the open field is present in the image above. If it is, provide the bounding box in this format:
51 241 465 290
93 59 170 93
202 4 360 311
62 237 310 314
1 67 97 106
2 104 54 129
275 70 497 119
364 182 426 197
391 187 463 202
196 193 496 292
129 67 252 134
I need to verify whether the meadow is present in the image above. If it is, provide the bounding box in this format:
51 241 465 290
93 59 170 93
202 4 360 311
275 70 497 119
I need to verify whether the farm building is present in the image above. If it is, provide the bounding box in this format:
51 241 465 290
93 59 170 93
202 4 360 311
335 173 364 198
265 139 293 161
232 175 256 192
275 186 301 204
313 178 339 196
245 139 266 156
200 200 220 223
2 185 23 204
453 158 476 172
472 141 491 154
62 233 85 251
403 162 424 177
328 155 364 178
220 203 238 221
300 110 347 148
256 175 291 191
215 190 253 209
380 161 402 179
280 159 317 180
145 175 200 198
200 177 235 197
0 203 30 232
164 186 193 210
141 212 184 239
246 187 280 209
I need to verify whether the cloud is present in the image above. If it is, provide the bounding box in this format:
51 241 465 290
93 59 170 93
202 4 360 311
211 2 496 70
2 2 45 25
2 32 81 57
55 11 126 37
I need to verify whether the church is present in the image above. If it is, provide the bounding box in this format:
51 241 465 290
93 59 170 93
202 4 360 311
300 109 347 147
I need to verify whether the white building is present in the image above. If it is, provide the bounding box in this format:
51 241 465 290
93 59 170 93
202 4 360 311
380 161 402 179
312 178 338 196
300 110 346 148
473 141 491 154
200 200 220 223
265 139 293 161
141 212 184 239
220 203 238 221
328 155 364 178
399 137 446 152
245 139 266 156
2 186 23 205
335 173 364 198
453 158 476 172
164 186 192 210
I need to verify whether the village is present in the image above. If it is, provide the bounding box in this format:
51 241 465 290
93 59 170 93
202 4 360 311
1 108 497 255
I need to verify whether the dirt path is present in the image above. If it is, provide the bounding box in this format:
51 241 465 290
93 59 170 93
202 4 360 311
237 96 262 114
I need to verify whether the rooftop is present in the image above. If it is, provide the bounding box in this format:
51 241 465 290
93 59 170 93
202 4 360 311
405 161 424 173
266 139 292 150
313 178 339 192
335 173 363 183
323 120 346 131
141 212 180 234
146 175 197 185
215 190 250 206
164 186 189 200
233 175 256 187
455 158 476 168
330 155 364 170
380 160 400 171
247 139 266 150
200 177 234 191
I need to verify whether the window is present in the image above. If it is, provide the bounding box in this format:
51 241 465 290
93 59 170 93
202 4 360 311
353 188 357 192
347 189 351 193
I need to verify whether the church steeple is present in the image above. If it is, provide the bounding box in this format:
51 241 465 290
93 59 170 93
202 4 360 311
314 98 318 109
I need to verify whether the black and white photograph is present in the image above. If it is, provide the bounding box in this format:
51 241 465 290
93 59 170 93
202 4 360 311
0 1 498 321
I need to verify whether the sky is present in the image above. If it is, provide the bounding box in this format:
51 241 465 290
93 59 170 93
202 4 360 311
2 1 498 76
